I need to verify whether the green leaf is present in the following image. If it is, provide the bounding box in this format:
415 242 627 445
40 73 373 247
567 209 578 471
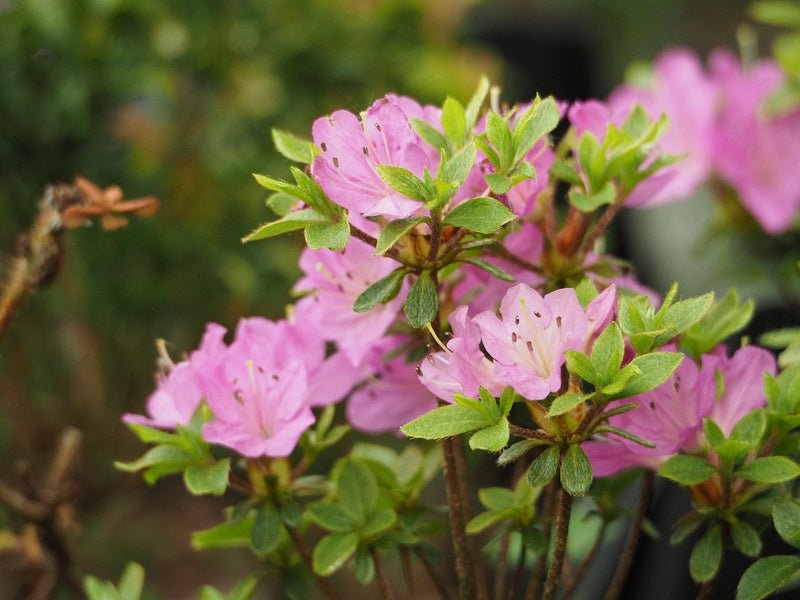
305 217 350 251
683 289 754 357
226 575 262 600
730 410 767 447
548 392 592 417
730 519 762 558
469 418 510 452
703 418 726 449
183 460 230 496
361 508 397 538
266 192 298 217
568 182 615 212
575 278 599 308
442 96 467 143
307 502 357 533
192 515 254 550
478 487 516 511
527 446 560 488
312 532 359 576
353 547 375 584
375 217 425 255
613 352 683 398
242 209 330 243
661 292 714 334
117 563 145 600
750 1 800 26
114 444 196 480
597 425 656 448
411 118 449 152
403 271 438 328
565 351 598 384
550 160 584 187
402 404 492 439
690 525 723 583
670 513 704 546
376 165 431 201
443 197 516 234
659 455 716 485
498 439 549 466
772 498 800 548
590 322 625 385
486 111 513 169
338 460 379 521
512 96 560 163
440 142 477 189
737 555 800 600
735 457 800 483
272 128 314 164
465 510 504 534
251 505 283 554
560 445 593 496
200 586 225 600
465 76 490 132
353 269 406 313
462 257 515 282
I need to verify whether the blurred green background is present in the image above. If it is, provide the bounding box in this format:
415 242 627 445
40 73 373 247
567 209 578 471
0 0 753 596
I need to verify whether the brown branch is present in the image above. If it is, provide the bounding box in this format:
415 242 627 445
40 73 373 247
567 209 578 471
578 193 625 257
493 530 511 600
507 535 528 600
442 436 475 600
414 547 451 600
453 438 489 600
563 518 610 600
603 471 654 600
526 480 558 600
400 547 415 598
541 483 574 600
508 423 552 442
371 548 397 600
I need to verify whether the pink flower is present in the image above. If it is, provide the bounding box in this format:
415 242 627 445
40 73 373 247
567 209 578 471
418 306 504 401
609 48 716 207
311 95 441 219
295 238 405 366
123 361 203 429
584 356 710 476
346 337 437 434
584 284 617 349
702 345 776 435
584 345 777 477
709 50 800 234
191 323 315 458
473 284 587 400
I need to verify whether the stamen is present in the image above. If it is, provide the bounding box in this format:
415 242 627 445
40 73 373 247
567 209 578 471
425 322 450 353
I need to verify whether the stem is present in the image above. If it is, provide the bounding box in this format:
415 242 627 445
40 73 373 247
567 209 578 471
578 193 625 256
371 548 397 600
603 471 654 600
414 546 452 600
441 436 475 600
493 530 511 600
349 223 406 264
401 547 415 597
509 423 553 442
286 527 339 600
507 535 528 600
541 483 574 600
696 579 715 600
427 212 443 264
562 518 610 600
488 246 545 276
526 480 558 600
453 438 489 600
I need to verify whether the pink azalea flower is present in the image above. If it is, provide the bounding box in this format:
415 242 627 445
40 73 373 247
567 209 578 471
346 337 437 434
473 284 587 400
609 48 716 207
702 345 776 435
418 306 504 401
584 355 711 476
584 284 617 349
191 323 315 458
709 50 800 233
123 361 203 429
311 95 441 219
295 237 405 366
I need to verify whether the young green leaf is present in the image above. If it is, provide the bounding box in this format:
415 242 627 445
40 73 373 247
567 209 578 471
402 404 493 439
486 111 514 170
183 460 230 496
730 410 767 447
462 257 515 282
312 532 359 576
242 209 329 243
337 460 379 521
659 455 716 485
403 271 439 328
305 216 350 250
527 445 560 488
568 182 616 212
465 76 490 133
735 456 800 484
272 128 314 164
547 391 592 417
439 142 477 190
512 97 560 163
411 118 449 152
565 350 598 384
307 502 357 533
590 322 625 385
375 217 425 255
443 197 516 234
353 269 406 313
442 96 467 143
498 439 549 466
560 445 593 496
361 508 397 538
773 498 800 548
376 165 431 201
192 515 254 550
690 525 723 583
736 555 800 600
353 547 376 584
611 352 683 398
251 505 283 554
730 519 762 558
469 418 510 452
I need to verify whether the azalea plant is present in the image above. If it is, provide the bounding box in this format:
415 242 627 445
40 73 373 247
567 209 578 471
114 4 800 600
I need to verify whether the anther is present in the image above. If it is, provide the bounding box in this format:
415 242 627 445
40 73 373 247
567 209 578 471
332 157 339 168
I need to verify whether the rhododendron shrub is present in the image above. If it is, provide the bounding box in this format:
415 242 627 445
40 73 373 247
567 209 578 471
117 24 800 600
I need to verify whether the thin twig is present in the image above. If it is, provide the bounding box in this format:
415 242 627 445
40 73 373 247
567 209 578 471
603 471 654 600
507 534 528 600
493 530 511 600
453 438 489 600
441 436 475 600
371 547 397 600
541 484 574 600
400 547 415 598
526 479 558 600
563 518 610 600
578 193 625 257
413 547 451 600
286 526 339 600
508 423 553 441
